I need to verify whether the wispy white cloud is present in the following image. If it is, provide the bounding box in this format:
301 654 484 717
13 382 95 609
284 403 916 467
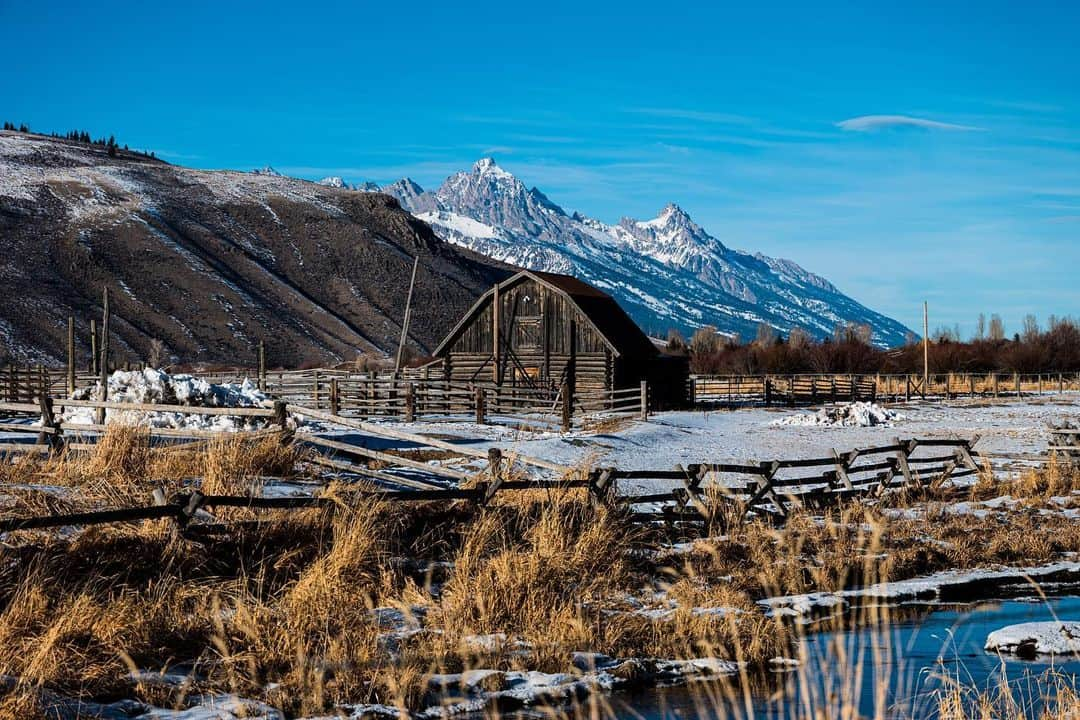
836 114 983 132
624 107 754 125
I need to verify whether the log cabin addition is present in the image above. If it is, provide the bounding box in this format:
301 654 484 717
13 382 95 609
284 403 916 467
432 270 659 395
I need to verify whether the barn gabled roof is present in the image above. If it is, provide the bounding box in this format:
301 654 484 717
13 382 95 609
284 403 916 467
433 269 659 359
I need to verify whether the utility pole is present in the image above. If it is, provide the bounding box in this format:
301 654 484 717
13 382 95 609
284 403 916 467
394 256 419 376
923 301 929 395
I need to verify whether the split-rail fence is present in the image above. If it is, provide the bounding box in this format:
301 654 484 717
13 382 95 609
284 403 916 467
0 389 1034 537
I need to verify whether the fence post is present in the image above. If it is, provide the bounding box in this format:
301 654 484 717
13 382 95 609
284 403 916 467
969 374 976 397
66 317 75 395
36 395 62 451
405 383 416 423
1014 373 1020 397
474 386 486 425
329 377 339 415
258 341 266 391
1060 373 1064 394
272 400 290 445
95 287 110 426
764 377 772 407
639 380 648 421
561 379 573 432
589 467 616 510
313 370 320 409
90 318 98 375
894 437 914 489
993 374 999 398
484 448 504 503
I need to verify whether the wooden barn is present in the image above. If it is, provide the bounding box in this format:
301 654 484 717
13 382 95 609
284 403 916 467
432 270 659 395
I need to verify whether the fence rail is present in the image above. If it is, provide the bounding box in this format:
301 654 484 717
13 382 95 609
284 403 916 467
0 434 994 537
689 372 1080 407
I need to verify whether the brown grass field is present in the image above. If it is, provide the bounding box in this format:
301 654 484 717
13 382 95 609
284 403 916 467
0 428 1077 718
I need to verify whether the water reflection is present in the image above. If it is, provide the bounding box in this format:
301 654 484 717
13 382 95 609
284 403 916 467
603 596 1080 719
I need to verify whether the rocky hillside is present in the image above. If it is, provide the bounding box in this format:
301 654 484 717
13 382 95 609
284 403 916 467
0 132 509 367
381 159 912 347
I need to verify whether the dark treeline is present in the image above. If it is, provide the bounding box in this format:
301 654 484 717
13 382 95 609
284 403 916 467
669 316 1080 376
2 121 155 159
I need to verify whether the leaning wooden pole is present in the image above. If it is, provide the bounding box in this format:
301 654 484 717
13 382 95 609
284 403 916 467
395 256 420 376
95 288 110 426
491 282 501 386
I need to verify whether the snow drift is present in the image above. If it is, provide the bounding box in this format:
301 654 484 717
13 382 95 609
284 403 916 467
63 368 272 431
770 402 902 428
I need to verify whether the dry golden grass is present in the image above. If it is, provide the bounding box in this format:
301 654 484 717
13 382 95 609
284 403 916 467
0 439 1078 717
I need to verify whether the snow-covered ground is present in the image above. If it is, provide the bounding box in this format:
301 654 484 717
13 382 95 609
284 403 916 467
349 396 1078 489
985 621 1080 657
763 561 1080 620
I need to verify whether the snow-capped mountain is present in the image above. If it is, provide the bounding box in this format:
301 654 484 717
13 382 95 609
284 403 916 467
318 176 380 192
382 158 912 346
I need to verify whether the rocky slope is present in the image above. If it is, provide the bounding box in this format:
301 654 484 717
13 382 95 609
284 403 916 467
379 159 911 346
0 132 509 367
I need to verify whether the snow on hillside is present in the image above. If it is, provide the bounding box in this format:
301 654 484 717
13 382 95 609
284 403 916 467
377 158 911 346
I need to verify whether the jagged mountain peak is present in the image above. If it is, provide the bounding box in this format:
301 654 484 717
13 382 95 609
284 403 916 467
252 165 283 177
402 159 911 346
652 202 694 226
472 156 513 179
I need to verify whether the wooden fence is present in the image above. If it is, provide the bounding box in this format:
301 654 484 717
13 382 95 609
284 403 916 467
0 428 989 536
251 371 647 430
0 365 99 403
0 396 566 485
690 372 1080 407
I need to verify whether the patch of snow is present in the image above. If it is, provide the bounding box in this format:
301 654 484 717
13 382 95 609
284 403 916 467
61 368 275 431
416 210 503 240
763 561 1080 619
770 402 903 428
985 621 1080 657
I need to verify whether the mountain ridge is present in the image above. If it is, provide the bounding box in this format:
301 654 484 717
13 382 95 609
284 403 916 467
0 131 510 366
373 158 910 346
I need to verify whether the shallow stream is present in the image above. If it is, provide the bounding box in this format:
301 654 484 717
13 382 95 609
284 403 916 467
602 595 1080 719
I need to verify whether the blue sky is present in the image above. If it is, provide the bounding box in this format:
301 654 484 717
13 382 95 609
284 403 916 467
4 0 1078 337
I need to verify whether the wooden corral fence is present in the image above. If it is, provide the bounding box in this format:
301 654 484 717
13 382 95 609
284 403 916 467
607 437 984 523
0 365 98 403
0 424 990 535
9 360 647 432
0 396 566 490
689 372 1080 407
1048 426 1080 462
241 369 648 430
